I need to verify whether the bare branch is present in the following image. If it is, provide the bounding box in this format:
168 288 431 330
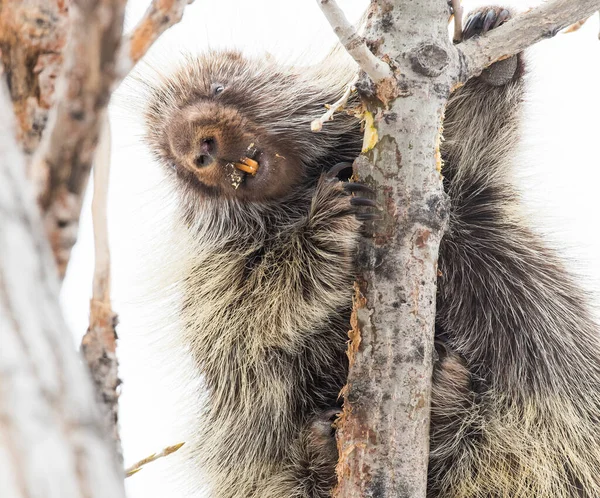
451 0 464 43
315 0 393 82
311 74 358 132
116 0 196 79
456 0 600 82
0 69 125 498
81 115 121 458
125 443 186 478
91 116 112 305
28 0 126 278
27 0 194 279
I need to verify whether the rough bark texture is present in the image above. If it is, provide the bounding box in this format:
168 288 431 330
29 0 127 279
329 0 600 497
455 0 600 82
1 0 196 279
0 0 195 485
0 0 68 158
0 78 126 498
333 1 451 496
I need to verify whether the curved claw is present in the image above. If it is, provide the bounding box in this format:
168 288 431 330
463 8 511 40
356 213 382 222
350 197 378 208
342 182 375 195
447 0 454 15
482 9 496 33
494 9 510 29
463 11 483 40
321 408 342 422
326 162 353 179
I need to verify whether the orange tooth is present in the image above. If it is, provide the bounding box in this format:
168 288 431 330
241 157 259 169
234 162 258 175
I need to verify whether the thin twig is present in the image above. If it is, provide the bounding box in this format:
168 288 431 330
311 74 359 132
451 0 464 43
315 0 392 83
564 17 590 33
81 114 122 457
116 0 196 79
125 443 186 478
456 0 600 83
91 115 112 305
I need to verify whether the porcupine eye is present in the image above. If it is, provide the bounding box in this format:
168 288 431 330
210 83 225 95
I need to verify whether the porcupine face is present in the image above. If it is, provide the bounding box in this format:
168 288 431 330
145 50 352 203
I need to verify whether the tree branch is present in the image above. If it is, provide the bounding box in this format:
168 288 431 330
81 115 121 459
450 0 464 43
28 0 127 278
0 72 125 498
26 0 194 279
0 0 68 158
125 442 185 478
117 0 196 78
311 74 358 132
456 0 600 82
315 0 393 83
330 0 451 495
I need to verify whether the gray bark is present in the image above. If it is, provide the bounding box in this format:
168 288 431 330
0 80 126 498
334 2 450 495
456 0 600 82
324 0 600 497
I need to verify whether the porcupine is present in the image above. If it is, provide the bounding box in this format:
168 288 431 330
140 6 600 498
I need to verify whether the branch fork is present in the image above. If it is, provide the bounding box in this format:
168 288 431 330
315 0 600 128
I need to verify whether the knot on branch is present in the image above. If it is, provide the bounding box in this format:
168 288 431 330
410 43 450 77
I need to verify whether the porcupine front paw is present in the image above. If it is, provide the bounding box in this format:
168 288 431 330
461 6 522 87
326 162 380 224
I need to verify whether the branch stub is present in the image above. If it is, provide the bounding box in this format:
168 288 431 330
410 43 450 77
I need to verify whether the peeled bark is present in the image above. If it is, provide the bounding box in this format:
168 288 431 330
0 0 68 158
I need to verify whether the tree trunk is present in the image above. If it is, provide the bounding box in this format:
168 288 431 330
334 1 450 495
0 0 194 495
323 0 600 496
0 79 126 498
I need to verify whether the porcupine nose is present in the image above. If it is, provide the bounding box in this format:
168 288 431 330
194 137 217 168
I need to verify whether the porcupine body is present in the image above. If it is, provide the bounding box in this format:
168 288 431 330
141 7 600 498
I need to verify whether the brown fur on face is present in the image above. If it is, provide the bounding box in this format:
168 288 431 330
144 50 362 204
164 99 305 201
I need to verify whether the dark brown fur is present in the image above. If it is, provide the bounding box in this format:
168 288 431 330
141 8 600 497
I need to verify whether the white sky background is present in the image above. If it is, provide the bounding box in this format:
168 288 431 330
60 1 600 497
